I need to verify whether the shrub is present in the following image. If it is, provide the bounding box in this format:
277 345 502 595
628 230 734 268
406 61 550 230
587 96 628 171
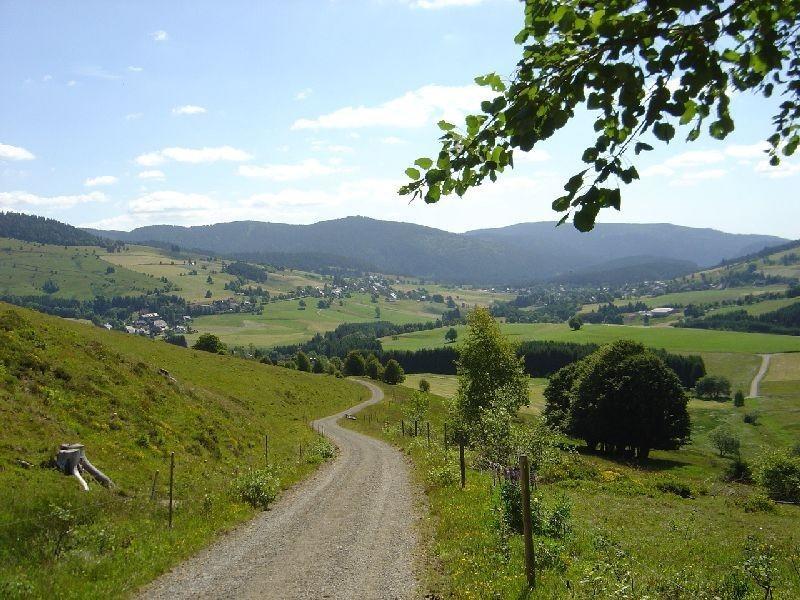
743 411 760 425
654 478 694 498
295 351 311 372
710 425 741 458
343 351 366 376
695 375 732 400
382 359 405 384
733 390 745 407
192 333 226 354
307 438 336 463
232 467 281 509
723 457 753 483
740 493 776 513
425 452 459 488
755 449 800 502
497 481 572 538
418 378 431 393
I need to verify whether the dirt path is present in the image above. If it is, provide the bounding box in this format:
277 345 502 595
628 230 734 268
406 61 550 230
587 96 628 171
749 353 772 398
140 380 419 600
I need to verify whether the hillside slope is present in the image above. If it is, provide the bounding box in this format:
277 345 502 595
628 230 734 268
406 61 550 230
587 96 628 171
87 217 787 285
0 304 367 597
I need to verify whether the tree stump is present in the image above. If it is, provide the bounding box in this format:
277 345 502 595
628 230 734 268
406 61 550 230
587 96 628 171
56 443 114 491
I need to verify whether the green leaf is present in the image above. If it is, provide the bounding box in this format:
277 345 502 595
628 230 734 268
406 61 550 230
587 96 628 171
405 167 421 180
679 100 697 125
552 196 570 212
564 171 586 195
414 157 433 169
634 142 653 155
653 122 675 142
437 120 455 132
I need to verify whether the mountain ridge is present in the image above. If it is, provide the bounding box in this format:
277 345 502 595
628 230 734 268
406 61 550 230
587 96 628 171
83 216 789 285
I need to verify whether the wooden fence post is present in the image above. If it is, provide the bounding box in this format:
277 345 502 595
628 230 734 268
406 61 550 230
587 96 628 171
519 455 536 588
150 469 159 501
401 420 405 436
168 452 175 529
414 420 418 436
459 440 466 489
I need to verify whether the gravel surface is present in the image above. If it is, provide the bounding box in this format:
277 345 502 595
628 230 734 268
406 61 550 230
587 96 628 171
749 353 772 398
139 380 420 600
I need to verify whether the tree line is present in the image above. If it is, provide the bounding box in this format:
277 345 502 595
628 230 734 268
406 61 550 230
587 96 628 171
679 301 800 336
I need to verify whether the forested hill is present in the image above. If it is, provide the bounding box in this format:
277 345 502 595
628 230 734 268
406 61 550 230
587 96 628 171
1 212 106 247
86 216 787 285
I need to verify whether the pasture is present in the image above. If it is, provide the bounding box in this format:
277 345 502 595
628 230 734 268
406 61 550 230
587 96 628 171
101 245 326 302
345 378 800 598
188 293 447 348
381 321 800 354
0 238 156 300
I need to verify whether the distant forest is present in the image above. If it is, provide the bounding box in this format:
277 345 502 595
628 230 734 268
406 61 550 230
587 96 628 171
0 212 111 248
680 301 800 336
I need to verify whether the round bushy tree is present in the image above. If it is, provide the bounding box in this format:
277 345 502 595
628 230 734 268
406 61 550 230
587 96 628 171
365 355 384 381
567 340 690 459
192 333 226 355
343 351 366 376
383 359 405 385
296 351 311 372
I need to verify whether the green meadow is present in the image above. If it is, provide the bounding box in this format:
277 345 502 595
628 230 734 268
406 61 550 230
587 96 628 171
0 239 157 300
0 303 367 597
345 355 800 599
382 321 800 354
188 294 447 348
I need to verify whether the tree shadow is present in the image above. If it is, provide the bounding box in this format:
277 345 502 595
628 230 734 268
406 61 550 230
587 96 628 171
576 447 690 472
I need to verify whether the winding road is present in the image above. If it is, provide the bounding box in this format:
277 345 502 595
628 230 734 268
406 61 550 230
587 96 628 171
749 353 772 398
140 380 420 600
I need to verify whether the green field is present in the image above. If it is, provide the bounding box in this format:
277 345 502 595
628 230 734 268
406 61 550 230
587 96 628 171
382 322 800 354
102 245 326 302
0 303 367 597
392 282 514 307
345 378 800 598
188 294 447 348
403 372 548 411
0 239 157 300
707 296 800 317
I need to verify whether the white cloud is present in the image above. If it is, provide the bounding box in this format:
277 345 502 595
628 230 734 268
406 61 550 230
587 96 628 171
672 168 727 186
640 164 674 178
295 88 312 100
151 30 168 42
138 170 165 180
408 0 487 8
381 136 406 145
725 142 770 159
135 146 252 166
84 175 118 187
129 190 214 214
172 104 207 115
755 159 800 179
42 74 52 82
125 112 143 121
75 65 121 80
310 140 353 153
663 150 725 168
0 143 35 161
238 158 346 182
291 84 490 130
128 66 144 72
514 148 551 163
67 80 77 87
0 190 106 209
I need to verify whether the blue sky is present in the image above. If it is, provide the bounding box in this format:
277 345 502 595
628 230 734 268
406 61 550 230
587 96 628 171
1 0 798 238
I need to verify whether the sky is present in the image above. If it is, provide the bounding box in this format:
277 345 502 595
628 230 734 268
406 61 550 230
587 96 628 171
1 0 798 238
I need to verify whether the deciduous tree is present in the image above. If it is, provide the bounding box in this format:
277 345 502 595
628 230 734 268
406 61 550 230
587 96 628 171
401 0 800 231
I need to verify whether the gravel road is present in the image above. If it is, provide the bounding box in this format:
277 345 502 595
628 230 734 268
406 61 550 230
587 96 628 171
139 380 420 600
749 353 772 398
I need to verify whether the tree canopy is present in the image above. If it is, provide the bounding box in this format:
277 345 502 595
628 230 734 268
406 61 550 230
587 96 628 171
545 340 690 459
401 0 800 231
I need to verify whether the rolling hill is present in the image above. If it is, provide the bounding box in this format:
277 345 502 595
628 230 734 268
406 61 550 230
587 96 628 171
0 302 367 596
86 217 788 285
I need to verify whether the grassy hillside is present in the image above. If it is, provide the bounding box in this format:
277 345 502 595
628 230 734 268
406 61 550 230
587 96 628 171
382 322 800 354
0 239 157 300
189 294 447 348
101 245 326 302
0 303 367 597
345 375 800 598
